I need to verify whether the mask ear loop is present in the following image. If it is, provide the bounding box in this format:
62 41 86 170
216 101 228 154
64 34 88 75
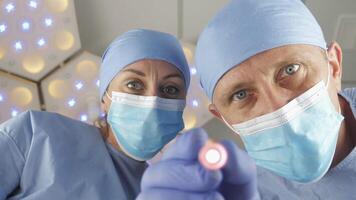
210 96 241 134
221 116 240 135
325 51 331 89
105 91 113 102
325 50 342 114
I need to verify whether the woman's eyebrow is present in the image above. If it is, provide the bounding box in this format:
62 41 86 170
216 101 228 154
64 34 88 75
121 69 146 76
162 73 183 80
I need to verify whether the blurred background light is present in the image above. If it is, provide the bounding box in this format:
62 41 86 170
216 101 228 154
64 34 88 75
5 3 15 13
0 23 7 33
11 109 19 117
37 38 46 47
75 81 84 90
10 87 33 106
28 0 38 9
44 18 53 27
80 114 88 122
67 98 76 107
14 41 23 51
46 0 69 13
0 46 6 60
22 54 45 74
55 30 75 51
21 20 31 31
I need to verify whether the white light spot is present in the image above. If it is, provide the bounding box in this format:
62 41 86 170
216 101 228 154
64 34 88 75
75 82 83 90
80 114 88 122
11 109 18 117
0 24 7 33
37 38 46 47
0 94 4 102
205 149 221 164
190 67 197 75
192 99 199 107
96 80 100 87
68 99 76 107
29 1 38 8
14 41 23 51
44 18 53 27
22 21 31 31
5 3 15 13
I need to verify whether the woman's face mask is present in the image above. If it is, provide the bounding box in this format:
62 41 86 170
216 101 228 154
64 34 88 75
101 60 187 161
106 91 185 161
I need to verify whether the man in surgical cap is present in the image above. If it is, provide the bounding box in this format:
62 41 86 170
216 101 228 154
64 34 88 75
138 0 356 199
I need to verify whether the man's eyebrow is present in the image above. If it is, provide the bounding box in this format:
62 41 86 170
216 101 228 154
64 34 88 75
121 69 146 76
272 53 309 68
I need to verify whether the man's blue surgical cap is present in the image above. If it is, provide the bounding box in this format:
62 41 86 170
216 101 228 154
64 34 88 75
100 29 190 99
195 0 327 100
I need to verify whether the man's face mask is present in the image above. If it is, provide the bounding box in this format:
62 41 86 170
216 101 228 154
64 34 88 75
225 61 344 183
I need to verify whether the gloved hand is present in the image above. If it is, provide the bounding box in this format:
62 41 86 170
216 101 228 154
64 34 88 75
136 128 260 200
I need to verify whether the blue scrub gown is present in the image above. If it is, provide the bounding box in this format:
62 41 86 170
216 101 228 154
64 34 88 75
257 88 356 199
0 110 147 200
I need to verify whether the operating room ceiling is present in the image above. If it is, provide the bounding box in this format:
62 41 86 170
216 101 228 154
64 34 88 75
74 0 356 87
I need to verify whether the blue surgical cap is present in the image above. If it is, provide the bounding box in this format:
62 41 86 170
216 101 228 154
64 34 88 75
195 0 327 100
100 29 190 99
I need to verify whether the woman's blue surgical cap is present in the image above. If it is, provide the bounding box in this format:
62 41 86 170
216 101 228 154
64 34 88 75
100 29 190 99
195 0 327 100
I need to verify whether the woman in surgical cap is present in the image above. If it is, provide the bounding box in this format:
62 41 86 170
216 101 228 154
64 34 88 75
0 29 190 200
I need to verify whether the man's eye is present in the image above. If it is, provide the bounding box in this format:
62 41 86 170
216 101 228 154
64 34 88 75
161 86 179 95
127 81 144 90
282 64 300 77
232 90 247 101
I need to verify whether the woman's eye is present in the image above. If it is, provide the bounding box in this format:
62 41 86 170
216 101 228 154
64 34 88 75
282 64 300 77
162 86 179 95
232 90 248 101
126 81 144 90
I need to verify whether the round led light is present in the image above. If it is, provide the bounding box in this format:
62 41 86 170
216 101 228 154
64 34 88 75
46 0 68 13
10 87 33 106
54 30 74 51
0 46 7 59
48 79 70 99
22 54 45 74
76 60 98 80
199 140 228 171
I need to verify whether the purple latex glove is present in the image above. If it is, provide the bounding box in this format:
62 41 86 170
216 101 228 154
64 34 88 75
136 128 260 200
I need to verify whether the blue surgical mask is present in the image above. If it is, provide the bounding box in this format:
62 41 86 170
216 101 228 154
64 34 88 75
106 91 185 161
227 65 344 183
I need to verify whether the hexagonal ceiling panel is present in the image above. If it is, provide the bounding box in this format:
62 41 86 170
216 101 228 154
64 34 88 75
0 71 41 123
41 51 101 123
0 0 81 81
